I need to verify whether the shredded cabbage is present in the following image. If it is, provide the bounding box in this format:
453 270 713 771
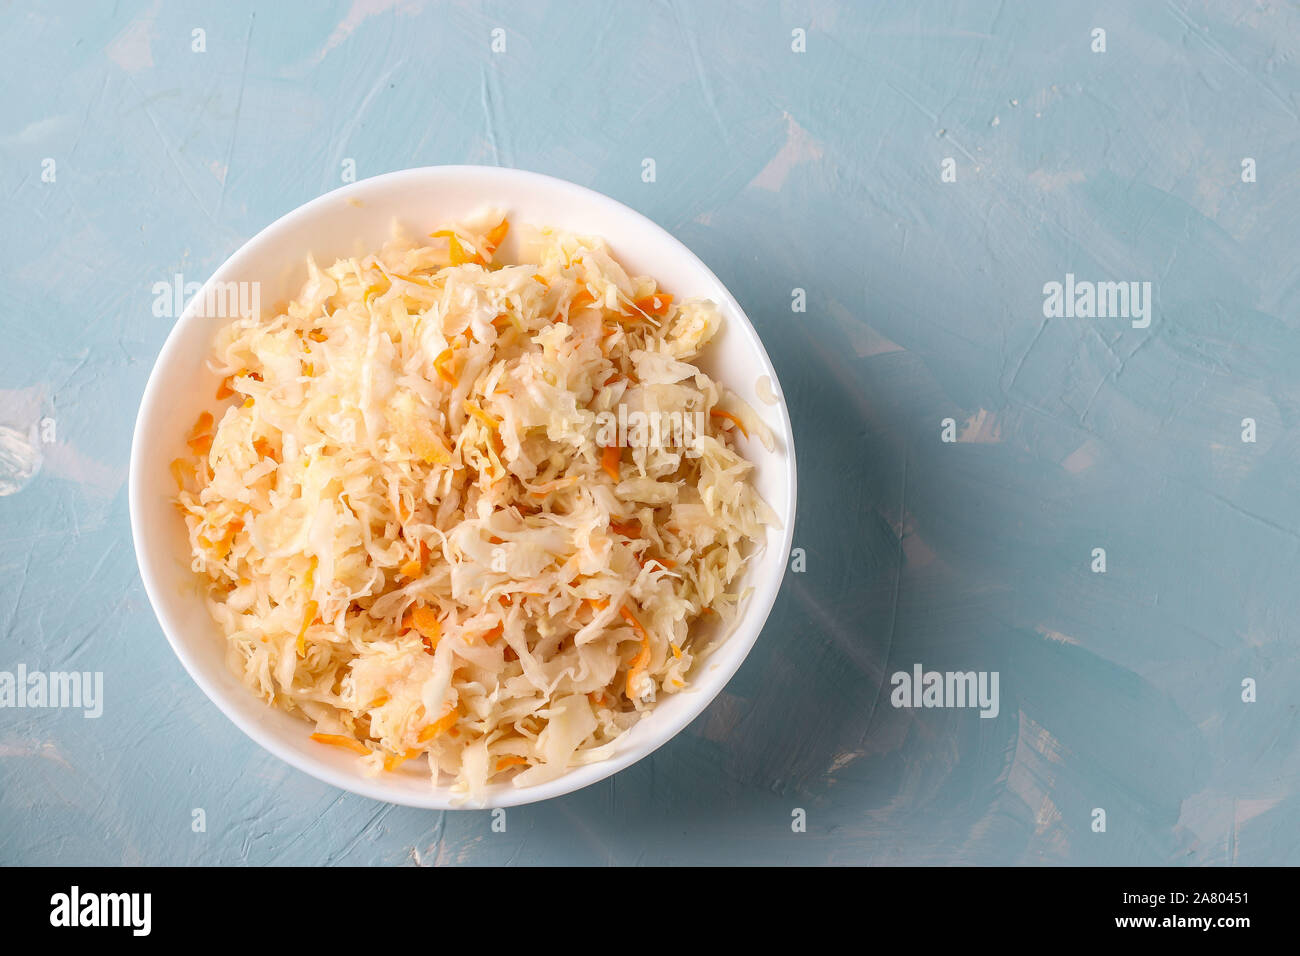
174 212 776 800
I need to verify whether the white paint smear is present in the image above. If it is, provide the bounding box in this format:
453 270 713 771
750 113 824 192
106 5 157 74
0 424 41 496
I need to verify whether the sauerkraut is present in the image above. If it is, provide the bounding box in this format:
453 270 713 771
173 211 775 799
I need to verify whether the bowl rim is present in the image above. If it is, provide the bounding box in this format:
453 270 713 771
129 164 798 809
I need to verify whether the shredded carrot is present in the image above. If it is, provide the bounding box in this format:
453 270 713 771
433 347 458 386
294 558 318 656
601 444 621 482
310 733 370 756
495 755 528 772
296 599 318 657
450 233 473 265
532 272 550 287
620 605 652 699
480 622 504 644
432 230 485 266
463 399 500 431
252 437 277 461
571 287 596 310
417 705 460 742
609 519 640 537
399 538 427 578
484 218 509 256
709 408 750 438
215 375 237 400
620 604 649 641
187 411 215 455
384 748 419 772
670 642 683 660
632 292 674 316
207 518 243 559
411 606 441 651
367 692 391 709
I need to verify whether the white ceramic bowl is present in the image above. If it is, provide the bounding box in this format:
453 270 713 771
129 166 797 809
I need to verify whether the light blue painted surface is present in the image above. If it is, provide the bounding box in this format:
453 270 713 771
2 0 1299 865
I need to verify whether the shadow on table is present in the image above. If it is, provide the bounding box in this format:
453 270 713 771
516 277 1210 863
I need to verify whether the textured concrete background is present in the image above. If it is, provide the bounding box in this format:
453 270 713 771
2 0 1299 865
